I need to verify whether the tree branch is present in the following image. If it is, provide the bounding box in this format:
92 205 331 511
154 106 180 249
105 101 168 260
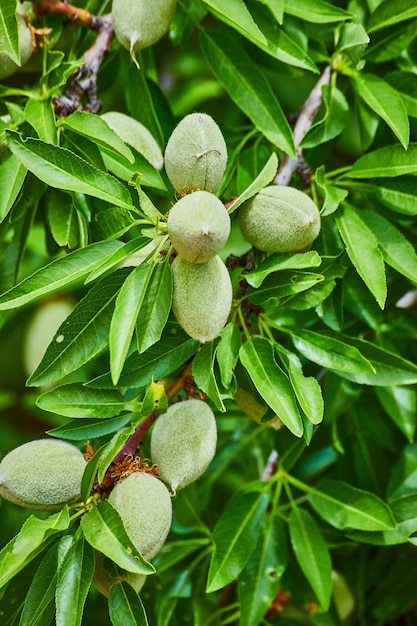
274 65 331 186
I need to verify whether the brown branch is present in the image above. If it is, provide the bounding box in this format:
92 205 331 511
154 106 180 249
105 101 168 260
261 449 279 481
33 0 95 28
274 65 332 187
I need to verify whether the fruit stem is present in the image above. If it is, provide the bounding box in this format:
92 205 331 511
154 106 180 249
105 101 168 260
33 0 95 27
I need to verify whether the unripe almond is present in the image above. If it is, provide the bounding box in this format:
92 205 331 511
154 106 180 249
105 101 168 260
164 113 227 194
167 191 231 263
151 399 217 492
108 472 172 561
0 15 33 80
112 0 176 52
238 185 321 253
171 255 233 343
101 111 163 170
0 439 86 511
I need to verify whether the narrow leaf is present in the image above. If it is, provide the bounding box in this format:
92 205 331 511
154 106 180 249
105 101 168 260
19 542 60 626
56 538 95 626
246 251 321 287
136 261 172 354
0 152 27 222
228 153 278 214
24 99 58 145
109 582 149 626
368 0 417 32
193 342 226 412
202 0 267 45
37 384 126 418
0 0 19 64
216 322 241 388
47 414 133 441
285 350 324 424
348 143 417 178
284 0 351 22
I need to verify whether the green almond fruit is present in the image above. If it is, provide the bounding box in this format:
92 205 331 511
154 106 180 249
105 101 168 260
101 111 163 170
238 185 321 253
171 254 233 343
151 399 217 492
0 15 33 80
108 472 172 561
167 191 231 263
112 0 176 52
164 113 227 194
0 439 86 511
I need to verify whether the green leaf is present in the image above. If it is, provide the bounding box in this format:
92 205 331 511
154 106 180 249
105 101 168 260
348 143 417 178
387 443 417 501
193 342 226 412
47 414 133 441
290 329 374 374
301 85 349 148
216 322 241 388
375 386 416 442
376 177 417 215
201 30 295 156
246 251 321 288
248 271 324 304
0 240 121 311
80 501 154 576
207 490 269 593
0 151 27 222
385 71 417 119
46 190 80 249
60 111 134 163
0 508 70 589
87 324 199 389
354 74 409 148
7 133 133 210
27 268 130 387
309 480 396 531
110 263 154 385
109 582 149 626
238 518 287 626
360 210 417 282
81 446 106 504
55 538 95 626
24 99 58 145
85 237 151 284
284 0 351 22
37 384 126 418
96 427 136 485
228 153 278 214
368 0 417 32
284 349 324 424
136 261 172 354
239 337 303 437
125 65 164 148
0 0 19 64
335 205 387 308
202 0 267 45
19 542 61 626
288 508 332 609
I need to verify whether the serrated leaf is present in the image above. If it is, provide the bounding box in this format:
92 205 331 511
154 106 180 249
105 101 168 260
55 538 95 626
348 143 417 178
368 0 417 32
207 491 269 593
228 153 278 214
27 268 130 387
201 30 295 156
7 133 133 210
193 342 226 412
290 329 375 374
0 508 70 589
110 263 154 385
0 241 121 311
289 508 332 609
284 0 351 22
0 0 19 64
80 501 154 575
354 74 409 148
136 261 172 354
47 414 133 441
202 0 267 45
37 384 126 418
239 337 303 437
0 151 27 222
109 582 149 626
335 205 387 308
309 480 396 531
246 251 321 287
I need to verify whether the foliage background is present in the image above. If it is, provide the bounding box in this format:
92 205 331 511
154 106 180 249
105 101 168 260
1 0 417 624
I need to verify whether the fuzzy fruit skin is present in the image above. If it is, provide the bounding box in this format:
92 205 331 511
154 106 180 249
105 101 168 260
238 185 321 253
112 0 176 51
164 113 227 194
101 111 163 170
0 15 33 80
168 191 231 263
93 550 146 597
151 399 217 491
108 472 172 561
171 255 233 343
0 439 86 511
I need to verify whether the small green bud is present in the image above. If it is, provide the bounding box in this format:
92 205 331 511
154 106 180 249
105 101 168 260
101 111 163 170
151 399 217 492
112 0 176 52
171 255 233 343
108 472 172 561
167 191 231 263
164 113 227 194
238 185 321 253
0 15 33 80
0 439 86 511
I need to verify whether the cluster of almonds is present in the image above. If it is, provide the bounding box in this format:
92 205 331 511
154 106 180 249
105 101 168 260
162 113 233 343
0 398 217 594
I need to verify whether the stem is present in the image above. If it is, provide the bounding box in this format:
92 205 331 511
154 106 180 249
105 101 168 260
33 0 95 27
274 66 332 187
261 449 279 481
